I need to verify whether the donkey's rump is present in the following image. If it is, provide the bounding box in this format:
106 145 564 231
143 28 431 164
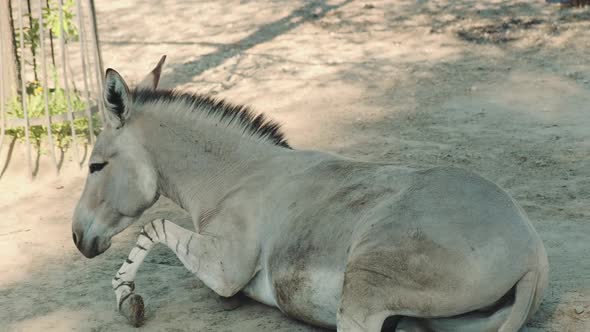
340 166 541 326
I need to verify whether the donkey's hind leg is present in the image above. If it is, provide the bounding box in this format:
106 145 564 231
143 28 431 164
336 253 437 332
337 286 399 332
336 278 431 332
336 266 401 332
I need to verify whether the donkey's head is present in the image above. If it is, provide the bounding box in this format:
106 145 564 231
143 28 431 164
72 56 166 258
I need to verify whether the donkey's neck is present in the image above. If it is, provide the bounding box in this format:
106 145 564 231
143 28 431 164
135 108 288 222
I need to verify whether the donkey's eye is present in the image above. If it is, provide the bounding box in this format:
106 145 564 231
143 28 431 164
89 162 108 174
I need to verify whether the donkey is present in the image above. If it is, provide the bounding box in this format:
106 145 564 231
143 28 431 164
72 56 549 331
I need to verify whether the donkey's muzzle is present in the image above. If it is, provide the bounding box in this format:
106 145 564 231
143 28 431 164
83 237 101 258
73 230 103 258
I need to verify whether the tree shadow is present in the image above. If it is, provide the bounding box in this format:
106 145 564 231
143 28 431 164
102 40 225 47
167 0 352 86
78 143 88 169
0 136 89 179
31 141 42 178
0 135 16 179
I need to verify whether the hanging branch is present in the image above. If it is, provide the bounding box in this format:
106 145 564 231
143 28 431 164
8 0 22 86
26 0 39 81
46 0 56 67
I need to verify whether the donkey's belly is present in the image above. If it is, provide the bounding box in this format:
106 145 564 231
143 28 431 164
242 269 278 308
271 265 343 328
242 263 342 328
262 221 352 327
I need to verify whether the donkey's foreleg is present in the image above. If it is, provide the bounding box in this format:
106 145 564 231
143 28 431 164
111 220 159 326
148 218 257 298
112 218 191 326
150 219 254 310
114 218 256 326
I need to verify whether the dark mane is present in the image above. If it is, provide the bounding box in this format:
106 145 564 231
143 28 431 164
132 89 291 149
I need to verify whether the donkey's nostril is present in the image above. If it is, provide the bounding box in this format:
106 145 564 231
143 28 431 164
73 232 78 245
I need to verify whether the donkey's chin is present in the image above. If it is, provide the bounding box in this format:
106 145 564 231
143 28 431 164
79 216 138 258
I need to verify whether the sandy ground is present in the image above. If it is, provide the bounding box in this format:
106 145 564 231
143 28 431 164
1 0 589 331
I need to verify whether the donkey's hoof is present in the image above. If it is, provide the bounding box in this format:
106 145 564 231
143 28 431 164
217 293 246 311
120 294 145 327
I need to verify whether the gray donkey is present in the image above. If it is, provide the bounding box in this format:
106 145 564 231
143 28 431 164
72 57 548 331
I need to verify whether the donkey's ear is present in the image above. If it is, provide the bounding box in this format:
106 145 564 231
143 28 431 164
103 69 131 129
137 55 166 91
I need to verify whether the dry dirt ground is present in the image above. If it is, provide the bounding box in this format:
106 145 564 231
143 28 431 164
1 0 589 331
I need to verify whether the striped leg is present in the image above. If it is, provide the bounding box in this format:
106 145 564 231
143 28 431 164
112 218 218 326
112 220 159 326
113 218 256 326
